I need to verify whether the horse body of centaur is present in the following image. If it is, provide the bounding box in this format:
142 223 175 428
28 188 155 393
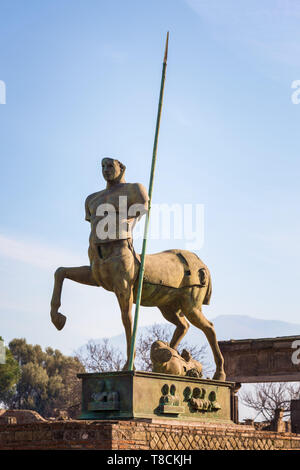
50 242 225 380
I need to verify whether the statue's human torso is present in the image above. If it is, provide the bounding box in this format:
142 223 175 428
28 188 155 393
85 182 148 245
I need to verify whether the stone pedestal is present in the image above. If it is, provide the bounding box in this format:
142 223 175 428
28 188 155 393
77 370 234 423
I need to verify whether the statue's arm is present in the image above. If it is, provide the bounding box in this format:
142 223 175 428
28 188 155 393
84 194 95 222
85 200 91 221
136 183 149 206
130 183 149 219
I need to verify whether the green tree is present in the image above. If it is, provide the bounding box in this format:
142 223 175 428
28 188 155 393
0 336 21 403
2 338 85 418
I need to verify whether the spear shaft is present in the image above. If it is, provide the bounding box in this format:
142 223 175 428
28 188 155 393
128 32 169 371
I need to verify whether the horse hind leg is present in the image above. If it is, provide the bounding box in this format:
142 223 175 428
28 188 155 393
181 290 226 381
50 266 98 330
184 307 225 380
159 306 190 350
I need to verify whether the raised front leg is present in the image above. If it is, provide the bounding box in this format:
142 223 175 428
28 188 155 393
50 266 98 330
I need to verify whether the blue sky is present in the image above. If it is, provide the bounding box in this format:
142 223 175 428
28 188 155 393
0 0 300 354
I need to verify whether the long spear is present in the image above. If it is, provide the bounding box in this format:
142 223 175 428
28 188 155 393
128 32 169 371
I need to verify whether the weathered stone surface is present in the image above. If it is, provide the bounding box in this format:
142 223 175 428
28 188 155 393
0 410 46 425
0 418 295 450
291 399 300 434
219 336 300 382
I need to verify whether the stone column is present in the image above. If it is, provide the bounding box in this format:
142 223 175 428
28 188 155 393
230 382 241 424
291 399 300 434
272 408 285 432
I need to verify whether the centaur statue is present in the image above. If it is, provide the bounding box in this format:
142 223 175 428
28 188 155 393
50 157 226 380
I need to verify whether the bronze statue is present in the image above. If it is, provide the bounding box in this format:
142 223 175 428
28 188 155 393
151 340 203 377
50 157 226 380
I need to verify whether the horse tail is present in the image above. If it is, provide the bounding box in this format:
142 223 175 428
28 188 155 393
203 270 212 305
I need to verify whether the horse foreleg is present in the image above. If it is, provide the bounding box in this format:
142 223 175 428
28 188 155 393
50 266 98 330
184 307 226 381
116 287 134 370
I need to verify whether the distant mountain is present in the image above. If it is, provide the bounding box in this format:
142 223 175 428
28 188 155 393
93 314 300 354
212 314 300 341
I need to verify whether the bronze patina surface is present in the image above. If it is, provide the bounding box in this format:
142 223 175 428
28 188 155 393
77 371 233 423
50 157 226 380
150 340 203 377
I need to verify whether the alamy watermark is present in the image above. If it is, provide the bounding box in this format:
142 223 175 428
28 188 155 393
0 339 5 364
0 80 6 104
291 340 300 365
94 198 204 250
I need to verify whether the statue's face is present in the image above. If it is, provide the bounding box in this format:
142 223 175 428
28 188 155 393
102 158 122 182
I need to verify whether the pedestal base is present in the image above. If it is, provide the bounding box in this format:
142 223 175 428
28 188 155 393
77 370 234 424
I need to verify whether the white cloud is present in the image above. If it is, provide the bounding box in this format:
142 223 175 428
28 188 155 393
100 44 128 64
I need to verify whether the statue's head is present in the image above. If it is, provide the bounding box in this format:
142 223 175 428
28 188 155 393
101 157 126 183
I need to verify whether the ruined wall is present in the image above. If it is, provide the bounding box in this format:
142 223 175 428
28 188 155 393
219 336 300 383
0 410 46 425
1 419 300 450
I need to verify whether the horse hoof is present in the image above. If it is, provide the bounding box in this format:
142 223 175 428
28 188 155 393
213 371 226 381
51 312 67 331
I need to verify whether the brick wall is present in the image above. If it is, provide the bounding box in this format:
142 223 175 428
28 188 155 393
1 419 300 450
